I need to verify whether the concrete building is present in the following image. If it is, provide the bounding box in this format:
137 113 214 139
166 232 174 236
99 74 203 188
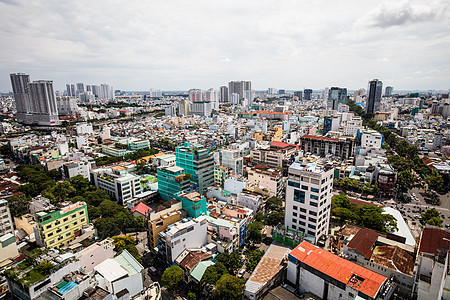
28 80 60 125
248 166 284 198
214 148 243 175
285 159 334 241
236 190 263 215
0 233 18 264
0 199 13 236
345 116 363 137
10 73 32 123
300 135 356 159
366 79 383 114
360 129 383 150
157 166 190 201
414 226 450 300
228 80 251 101
56 96 78 115
287 241 391 300
214 165 232 187
158 216 208 263
62 160 93 180
327 87 347 110
175 143 214 194
75 238 115 272
34 201 89 248
175 190 207 218
90 166 142 205
219 85 229 103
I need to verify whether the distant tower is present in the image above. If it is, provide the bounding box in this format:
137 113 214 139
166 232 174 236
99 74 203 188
385 86 393 97
294 91 303 100
220 86 229 103
303 89 313 100
366 79 383 114
327 87 347 110
228 81 251 101
28 80 60 125
76 83 85 96
10 73 32 123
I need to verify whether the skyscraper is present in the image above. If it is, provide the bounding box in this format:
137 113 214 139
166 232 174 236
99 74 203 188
76 83 85 96
327 87 347 110
28 80 60 125
294 91 303 100
228 81 251 101
366 79 383 114
66 84 76 97
10 73 32 123
385 86 393 97
219 86 229 103
303 89 313 100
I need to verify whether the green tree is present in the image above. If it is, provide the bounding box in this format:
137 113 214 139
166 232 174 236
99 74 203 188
248 222 263 244
51 181 77 202
265 196 282 212
245 250 265 272
214 274 245 300
94 217 121 239
201 262 228 286
217 251 241 274
397 170 414 191
162 265 185 290
112 235 142 263
420 208 443 227
425 170 444 192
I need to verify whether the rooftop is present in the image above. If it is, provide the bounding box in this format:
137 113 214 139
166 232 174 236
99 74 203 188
290 241 387 299
419 226 450 256
347 228 379 259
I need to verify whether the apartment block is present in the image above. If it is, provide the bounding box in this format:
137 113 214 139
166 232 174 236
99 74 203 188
285 159 334 241
214 165 232 187
34 201 89 248
62 159 92 180
175 190 207 218
148 199 184 248
0 199 13 236
248 166 284 198
300 135 356 159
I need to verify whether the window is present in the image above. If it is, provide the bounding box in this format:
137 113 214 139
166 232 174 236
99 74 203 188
311 187 319 193
46 225 52 230
81 218 85 222
288 181 300 188
300 208 307 213
309 211 317 216
299 221 305 226
292 225 297 229
293 212 297 217
292 218 297 223
307 230 315 235
301 185 308 190
310 195 319 200
71 214 76 219
63 218 68 222
73 222 78 226
293 190 305 203
66 233 71 237
310 201 318 207
47 233 53 237
293 205 298 210
308 224 316 229
309 217 316 223
79 211 84 215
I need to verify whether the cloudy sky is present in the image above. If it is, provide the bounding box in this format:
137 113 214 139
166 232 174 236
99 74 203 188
1 0 449 92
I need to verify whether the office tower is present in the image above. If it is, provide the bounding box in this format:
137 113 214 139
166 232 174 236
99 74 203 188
278 89 285 95
176 142 214 194
149 88 162 98
294 91 303 100
385 86 393 97
323 116 332 135
228 80 251 101
10 73 32 123
66 84 76 97
284 160 334 241
245 90 254 107
327 87 347 110
157 166 191 201
303 89 313 100
366 79 383 114
220 86 229 102
28 80 60 125
76 83 85 96
86 85 92 92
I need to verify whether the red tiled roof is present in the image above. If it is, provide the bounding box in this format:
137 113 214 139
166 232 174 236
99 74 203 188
290 241 386 299
419 227 450 256
347 228 380 259
131 202 152 215
301 134 339 142
270 141 299 150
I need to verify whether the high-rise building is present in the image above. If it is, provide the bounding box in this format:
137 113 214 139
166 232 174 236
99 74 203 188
220 86 229 103
100 83 114 100
366 79 383 114
230 93 240 105
228 81 251 101
189 89 204 102
303 89 313 100
327 87 347 110
323 116 332 135
294 91 303 100
157 166 191 201
178 99 190 116
244 90 254 107
0 199 14 236
385 86 393 97
76 83 85 96
284 160 334 241
66 84 76 97
205 88 219 110
278 89 285 95
175 142 214 194
10 73 32 123
267 88 277 95
28 80 60 125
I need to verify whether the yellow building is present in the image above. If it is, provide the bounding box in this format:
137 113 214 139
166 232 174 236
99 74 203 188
34 202 89 249
148 200 183 248
214 165 232 187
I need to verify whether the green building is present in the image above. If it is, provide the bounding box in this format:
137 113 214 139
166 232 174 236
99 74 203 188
175 190 207 218
157 166 190 201
175 143 214 194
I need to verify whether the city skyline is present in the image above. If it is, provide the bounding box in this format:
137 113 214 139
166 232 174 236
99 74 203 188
1 0 449 92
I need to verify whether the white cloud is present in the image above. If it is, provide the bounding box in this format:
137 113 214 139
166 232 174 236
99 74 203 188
0 0 449 91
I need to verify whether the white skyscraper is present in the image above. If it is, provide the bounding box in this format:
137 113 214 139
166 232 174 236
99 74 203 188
76 83 85 96
245 90 254 107
149 88 162 98
230 93 240 104
28 80 60 125
10 73 32 123
205 88 219 110
285 160 334 241
228 80 251 101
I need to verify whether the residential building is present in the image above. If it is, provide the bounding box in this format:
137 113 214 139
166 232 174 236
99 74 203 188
414 226 450 300
34 201 89 248
0 233 18 264
158 216 208 263
345 116 363 137
28 80 60 125
285 159 334 241
90 166 142 205
224 176 247 194
294 91 303 100
152 154 176 169
244 244 290 300
214 165 232 187
219 85 229 103
75 238 115 272
148 199 183 247
175 143 214 194
236 190 263 215
360 129 383 150
10 73 32 123
157 166 190 201
175 190 207 218
228 80 251 101
101 141 133 157
250 141 298 172
127 138 150 151
248 166 284 198
214 148 243 175
56 96 78 115
287 241 391 300
94 249 144 297
366 79 383 114
385 86 393 97
0 199 13 236
62 160 93 180
300 135 356 159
